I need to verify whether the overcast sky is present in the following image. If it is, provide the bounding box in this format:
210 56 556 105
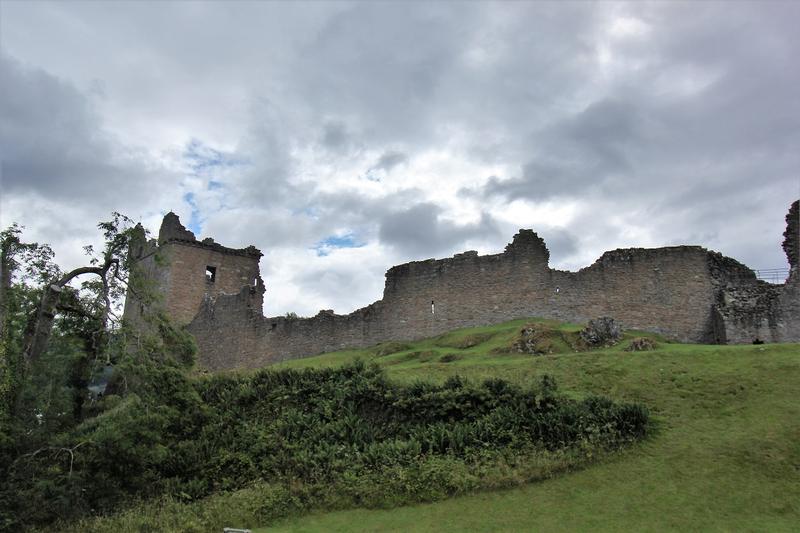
1 1 798 317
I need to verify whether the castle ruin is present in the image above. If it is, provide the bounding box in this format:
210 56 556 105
124 201 800 370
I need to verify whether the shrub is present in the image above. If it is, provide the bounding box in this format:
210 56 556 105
6 362 649 530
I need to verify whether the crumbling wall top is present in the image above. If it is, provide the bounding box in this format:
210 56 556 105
594 245 706 264
128 223 148 258
383 229 550 287
707 250 758 284
159 212 197 244
784 200 799 272
503 229 549 264
155 212 262 259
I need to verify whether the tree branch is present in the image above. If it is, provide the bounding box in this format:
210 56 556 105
18 441 91 477
55 302 98 319
56 266 105 287
56 256 118 288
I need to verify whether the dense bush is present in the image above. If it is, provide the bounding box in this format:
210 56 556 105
0 360 649 531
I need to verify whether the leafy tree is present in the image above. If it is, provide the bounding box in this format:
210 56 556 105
0 223 58 423
21 213 136 368
0 214 198 530
2 213 191 433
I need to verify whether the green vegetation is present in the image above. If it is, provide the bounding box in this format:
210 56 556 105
41 318 800 532
2 224 795 533
271 318 661 371
46 359 645 532
372 341 413 357
0 218 198 532
260 326 800 532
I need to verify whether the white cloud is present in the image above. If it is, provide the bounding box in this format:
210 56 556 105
609 16 650 39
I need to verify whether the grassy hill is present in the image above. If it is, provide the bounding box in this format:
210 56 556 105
63 318 799 532
261 319 800 532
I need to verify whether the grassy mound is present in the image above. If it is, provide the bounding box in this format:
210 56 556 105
372 342 413 357
383 350 438 365
264 334 800 532
435 332 496 349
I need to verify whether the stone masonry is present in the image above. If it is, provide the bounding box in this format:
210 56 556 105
123 212 263 329
124 202 800 371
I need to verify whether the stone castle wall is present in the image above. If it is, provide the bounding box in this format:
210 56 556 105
124 212 263 328
127 202 800 371
154 241 262 326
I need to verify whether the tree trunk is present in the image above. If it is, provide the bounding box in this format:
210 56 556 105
1 240 15 419
21 264 110 366
22 284 63 364
0 239 12 340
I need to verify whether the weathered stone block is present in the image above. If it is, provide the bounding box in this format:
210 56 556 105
580 317 623 347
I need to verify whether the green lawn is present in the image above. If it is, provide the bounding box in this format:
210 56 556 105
260 320 800 532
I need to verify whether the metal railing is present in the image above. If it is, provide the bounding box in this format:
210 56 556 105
754 268 789 284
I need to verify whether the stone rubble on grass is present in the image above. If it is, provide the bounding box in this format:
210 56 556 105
580 317 623 347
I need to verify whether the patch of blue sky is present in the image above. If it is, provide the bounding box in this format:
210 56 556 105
313 233 365 257
293 206 320 219
181 139 244 235
182 192 203 235
183 138 244 176
364 171 382 182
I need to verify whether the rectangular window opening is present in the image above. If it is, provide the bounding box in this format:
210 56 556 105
205 266 217 283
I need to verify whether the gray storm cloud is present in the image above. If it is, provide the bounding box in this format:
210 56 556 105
379 203 503 258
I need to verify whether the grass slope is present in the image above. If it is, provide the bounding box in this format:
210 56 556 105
261 320 800 532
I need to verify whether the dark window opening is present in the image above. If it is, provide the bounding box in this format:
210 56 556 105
205 266 217 283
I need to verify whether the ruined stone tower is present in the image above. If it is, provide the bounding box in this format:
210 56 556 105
123 212 264 329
